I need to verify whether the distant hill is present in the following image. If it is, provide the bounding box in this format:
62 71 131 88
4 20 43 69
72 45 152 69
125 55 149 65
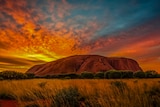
27 55 142 76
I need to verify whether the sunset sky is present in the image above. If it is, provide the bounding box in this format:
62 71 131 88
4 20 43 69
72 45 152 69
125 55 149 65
0 0 160 72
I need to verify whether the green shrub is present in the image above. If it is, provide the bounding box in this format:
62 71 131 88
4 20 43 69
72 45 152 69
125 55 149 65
120 71 133 78
104 70 116 79
94 72 104 79
105 70 134 79
80 72 94 79
108 71 121 79
145 70 158 78
134 71 145 78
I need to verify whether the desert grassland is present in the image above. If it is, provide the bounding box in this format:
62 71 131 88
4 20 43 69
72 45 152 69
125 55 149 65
0 79 160 107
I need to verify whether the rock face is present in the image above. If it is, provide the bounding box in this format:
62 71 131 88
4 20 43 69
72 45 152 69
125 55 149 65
27 55 142 76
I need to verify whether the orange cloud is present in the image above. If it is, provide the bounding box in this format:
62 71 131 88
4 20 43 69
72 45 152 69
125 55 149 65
0 0 100 72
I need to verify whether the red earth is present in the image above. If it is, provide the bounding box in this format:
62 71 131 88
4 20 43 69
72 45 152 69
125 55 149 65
0 100 18 107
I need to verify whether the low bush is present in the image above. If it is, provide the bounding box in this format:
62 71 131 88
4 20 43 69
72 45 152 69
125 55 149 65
64 73 80 79
64 76 71 79
104 70 116 79
108 71 121 79
120 70 133 78
0 91 16 100
110 81 128 93
156 74 160 78
20 93 36 101
38 82 47 88
0 76 3 80
145 70 158 78
144 84 160 107
94 72 104 79
25 73 35 79
134 71 145 78
80 72 94 79
43 75 52 79
50 75 59 78
52 86 84 107
32 89 46 100
0 71 27 80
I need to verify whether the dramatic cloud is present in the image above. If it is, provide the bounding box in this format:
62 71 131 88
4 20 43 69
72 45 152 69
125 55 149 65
0 0 160 72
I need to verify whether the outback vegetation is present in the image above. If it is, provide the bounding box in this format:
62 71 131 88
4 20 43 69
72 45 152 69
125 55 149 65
0 70 160 80
0 79 160 107
0 70 160 107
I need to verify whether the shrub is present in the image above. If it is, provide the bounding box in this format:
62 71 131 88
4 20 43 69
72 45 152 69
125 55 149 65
109 71 121 79
0 91 16 100
43 75 51 79
52 86 84 107
104 70 116 79
80 72 94 79
38 82 47 88
107 70 121 79
51 75 59 78
145 70 158 78
50 73 79 79
20 93 36 101
110 81 127 87
64 73 80 79
64 76 71 79
156 74 160 78
110 81 128 93
0 76 3 80
145 84 160 107
94 72 104 79
0 71 27 80
120 70 133 78
25 73 35 79
134 71 145 78
32 89 46 99
57 74 68 78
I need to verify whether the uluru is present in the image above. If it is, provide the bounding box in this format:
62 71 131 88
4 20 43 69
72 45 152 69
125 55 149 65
27 55 142 76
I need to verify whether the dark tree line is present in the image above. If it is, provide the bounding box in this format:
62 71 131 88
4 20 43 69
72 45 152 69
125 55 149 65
43 70 160 79
0 71 35 80
0 70 160 80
